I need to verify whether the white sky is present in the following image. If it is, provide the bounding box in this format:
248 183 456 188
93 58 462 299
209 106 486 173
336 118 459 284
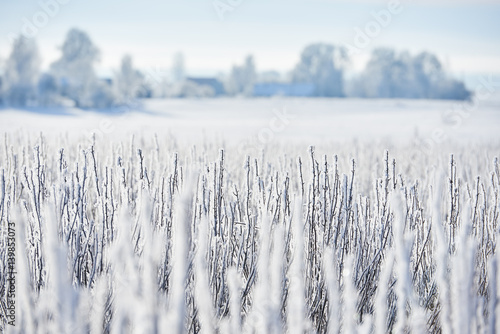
0 0 499 77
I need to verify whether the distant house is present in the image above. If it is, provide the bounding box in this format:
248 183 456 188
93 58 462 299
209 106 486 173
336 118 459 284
186 77 225 96
253 82 316 97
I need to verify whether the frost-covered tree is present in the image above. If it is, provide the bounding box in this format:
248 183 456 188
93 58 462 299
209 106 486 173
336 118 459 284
292 43 348 97
347 48 413 98
412 52 470 100
114 55 144 103
91 81 116 109
225 55 256 96
37 73 59 106
348 48 471 100
3 36 40 106
50 28 110 108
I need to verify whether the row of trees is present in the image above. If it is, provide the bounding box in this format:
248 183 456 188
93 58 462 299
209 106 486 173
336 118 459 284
227 43 470 100
0 28 471 108
0 29 151 108
347 48 471 99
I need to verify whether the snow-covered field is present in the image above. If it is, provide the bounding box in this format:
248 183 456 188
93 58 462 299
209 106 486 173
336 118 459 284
1 98 499 333
1 98 499 145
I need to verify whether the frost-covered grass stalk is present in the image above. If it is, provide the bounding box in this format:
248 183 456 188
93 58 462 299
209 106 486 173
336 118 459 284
0 133 499 333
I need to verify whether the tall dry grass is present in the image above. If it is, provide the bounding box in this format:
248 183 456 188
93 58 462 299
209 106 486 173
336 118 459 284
0 134 498 333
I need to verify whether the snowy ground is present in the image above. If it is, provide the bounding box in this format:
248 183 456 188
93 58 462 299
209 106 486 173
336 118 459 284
0 98 499 147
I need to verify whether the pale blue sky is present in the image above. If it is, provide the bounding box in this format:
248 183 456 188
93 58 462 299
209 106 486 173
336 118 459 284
1 0 499 80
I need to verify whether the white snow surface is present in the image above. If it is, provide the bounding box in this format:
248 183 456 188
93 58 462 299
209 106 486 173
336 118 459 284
0 98 498 146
